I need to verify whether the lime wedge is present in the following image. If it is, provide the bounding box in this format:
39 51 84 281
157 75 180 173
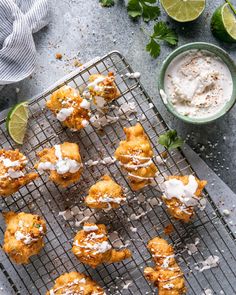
211 3 236 43
6 102 29 144
161 0 205 22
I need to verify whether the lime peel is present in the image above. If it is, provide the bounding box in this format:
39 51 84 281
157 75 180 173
211 3 236 43
161 0 206 23
6 102 29 144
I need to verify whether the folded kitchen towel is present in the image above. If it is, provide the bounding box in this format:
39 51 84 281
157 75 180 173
0 0 49 85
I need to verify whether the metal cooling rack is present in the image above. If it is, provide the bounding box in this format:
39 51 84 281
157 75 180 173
0 51 236 295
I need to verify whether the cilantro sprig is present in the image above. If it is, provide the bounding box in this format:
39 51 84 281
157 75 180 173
127 0 160 22
99 0 114 7
158 130 184 150
99 0 179 59
145 22 178 58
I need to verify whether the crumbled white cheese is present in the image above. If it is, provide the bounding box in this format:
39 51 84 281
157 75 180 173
130 226 137 233
125 72 141 79
222 209 230 216
202 289 213 295
80 99 90 109
57 107 74 121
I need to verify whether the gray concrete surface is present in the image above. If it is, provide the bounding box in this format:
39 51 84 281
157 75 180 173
0 0 236 192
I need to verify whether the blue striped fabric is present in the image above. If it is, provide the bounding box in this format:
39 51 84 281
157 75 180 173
0 0 49 84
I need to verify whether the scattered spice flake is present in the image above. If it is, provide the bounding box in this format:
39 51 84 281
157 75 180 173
55 53 63 60
164 224 174 235
161 151 168 159
74 59 82 67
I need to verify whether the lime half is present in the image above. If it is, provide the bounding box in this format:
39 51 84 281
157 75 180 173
161 0 205 22
6 102 29 144
211 3 236 43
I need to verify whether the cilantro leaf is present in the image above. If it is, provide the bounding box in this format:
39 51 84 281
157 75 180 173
153 22 178 45
144 21 178 58
158 130 184 150
127 0 142 18
127 0 160 22
146 38 160 58
99 0 114 7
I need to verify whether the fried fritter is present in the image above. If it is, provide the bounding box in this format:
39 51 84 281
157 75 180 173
35 142 83 187
161 175 207 222
72 223 131 268
2 212 46 264
47 85 90 130
46 272 106 295
144 237 186 295
84 175 126 210
114 123 158 191
0 149 38 197
84 72 120 108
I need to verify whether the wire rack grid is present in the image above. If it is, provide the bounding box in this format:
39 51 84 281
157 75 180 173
0 51 236 295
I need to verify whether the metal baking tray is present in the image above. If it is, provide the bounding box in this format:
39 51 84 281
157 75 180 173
0 51 236 295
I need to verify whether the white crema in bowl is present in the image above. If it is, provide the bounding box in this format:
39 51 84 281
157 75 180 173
162 50 233 119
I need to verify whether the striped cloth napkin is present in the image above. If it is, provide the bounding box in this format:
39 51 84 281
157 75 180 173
0 0 49 85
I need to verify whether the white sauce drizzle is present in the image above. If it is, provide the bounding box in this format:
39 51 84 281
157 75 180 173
49 277 104 295
38 145 82 175
128 173 154 180
162 175 199 207
196 255 220 272
0 156 27 179
15 231 39 245
87 76 106 92
121 159 153 170
97 195 125 204
76 240 112 254
83 225 98 232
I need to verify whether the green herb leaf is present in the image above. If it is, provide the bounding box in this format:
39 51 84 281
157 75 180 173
127 0 142 18
158 130 184 150
153 22 178 45
34 223 41 229
99 0 114 7
144 21 178 58
127 0 160 21
146 38 160 58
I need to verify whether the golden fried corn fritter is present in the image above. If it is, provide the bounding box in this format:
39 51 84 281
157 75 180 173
72 223 131 268
144 237 186 295
162 175 207 223
0 149 38 197
46 272 106 295
35 142 83 188
114 123 158 191
84 72 120 108
47 85 90 130
2 212 46 264
84 175 126 210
